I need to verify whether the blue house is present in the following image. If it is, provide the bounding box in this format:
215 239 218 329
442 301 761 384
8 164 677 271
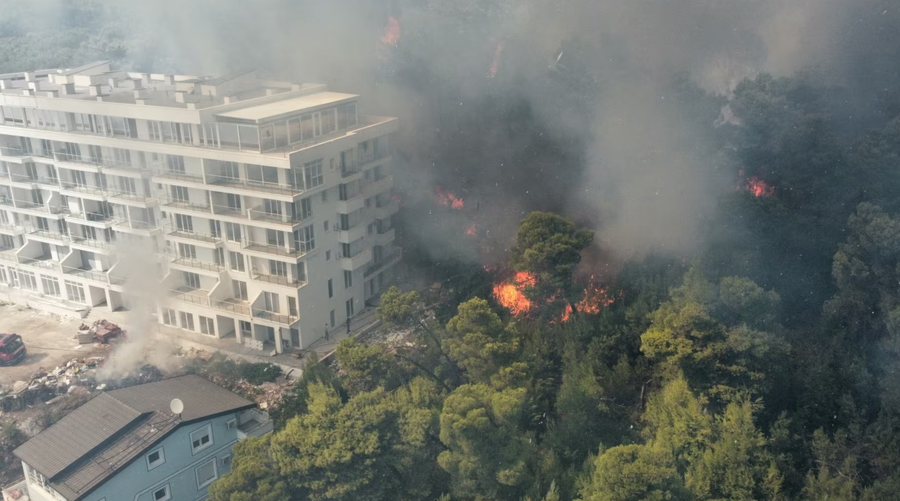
11 374 272 501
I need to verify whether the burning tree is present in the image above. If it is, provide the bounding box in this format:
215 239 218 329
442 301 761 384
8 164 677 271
509 212 594 314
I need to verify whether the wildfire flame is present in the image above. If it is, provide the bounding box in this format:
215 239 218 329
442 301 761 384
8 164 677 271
435 185 464 209
466 223 477 237
380 17 401 47
738 169 774 197
489 42 505 78
492 272 613 321
492 271 535 316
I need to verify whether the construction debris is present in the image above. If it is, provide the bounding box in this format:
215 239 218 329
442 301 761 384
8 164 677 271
75 319 125 345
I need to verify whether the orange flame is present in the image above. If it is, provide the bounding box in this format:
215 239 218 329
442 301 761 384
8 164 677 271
489 42 505 78
380 17 401 47
466 223 477 237
738 169 774 197
493 271 535 316
435 185 465 209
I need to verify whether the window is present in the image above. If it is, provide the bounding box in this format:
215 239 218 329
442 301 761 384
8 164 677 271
294 225 315 253
269 260 287 277
36 217 49 231
215 247 225 266
264 291 280 313
323 219 330 233
321 189 328 202
177 243 197 259
65 280 86 303
196 458 218 489
222 161 240 179
328 278 333 298
233 280 248 301
294 197 312 220
175 214 193 232
151 485 171 501
288 117 301 144
226 193 242 210
225 222 241 242
185 272 201 289
199 316 215 336
326 250 332 261
41 276 60 297
166 155 185 173
303 159 324 189
330 309 336 327
1 234 13 249
288 297 297 316
179 311 195 331
346 298 355 318
146 447 165 470
72 170 87 187
229 251 245 272
18 271 36 291
344 270 353 288
210 220 222 238
161 308 177 326
171 185 189 203
190 424 213 453
239 320 252 337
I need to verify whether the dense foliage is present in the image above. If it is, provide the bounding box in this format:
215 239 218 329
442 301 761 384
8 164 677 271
209 71 900 500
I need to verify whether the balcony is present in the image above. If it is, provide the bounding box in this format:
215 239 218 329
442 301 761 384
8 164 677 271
67 211 122 227
29 229 71 244
252 308 298 326
337 223 367 244
340 248 371 271
211 203 247 218
0 145 26 158
70 235 117 253
0 249 18 263
364 176 393 196
10 200 69 216
8 173 60 188
171 257 224 274
374 199 400 219
248 207 302 227
364 248 402 278
160 196 212 215
206 173 299 197
54 151 157 173
63 265 112 284
241 239 307 259
251 272 306 288
214 298 251 316
167 287 212 307
165 227 222 247
19 256 62 273
153 170 204 184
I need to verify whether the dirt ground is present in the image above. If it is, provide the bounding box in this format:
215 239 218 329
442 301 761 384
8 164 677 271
0 304 109 386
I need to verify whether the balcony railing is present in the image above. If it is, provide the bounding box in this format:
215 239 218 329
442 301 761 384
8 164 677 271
248 207 304 226
251 272 306 287
153 170 204 183
206 174 299 196
63 265 111 283
241 239 306 258
214 299 252 316
67 211 120 224
160 195 212 214
211 203 246 218
172 257 224 273
9 173 59 187
29 229 71 243
19 257 62 273
252 308 298 325
0 146 25 157
70 235 117 251
54 151 159 172
364 248 402 278
165 226 222 244
11 200 68 215
0 250 18 262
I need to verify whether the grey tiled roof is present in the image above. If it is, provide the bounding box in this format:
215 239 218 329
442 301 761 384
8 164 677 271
13 374 255 500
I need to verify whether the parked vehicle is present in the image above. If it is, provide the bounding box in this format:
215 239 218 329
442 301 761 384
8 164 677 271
0 333 27 366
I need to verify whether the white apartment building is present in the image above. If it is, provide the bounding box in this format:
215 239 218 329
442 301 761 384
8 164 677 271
0 61 400 354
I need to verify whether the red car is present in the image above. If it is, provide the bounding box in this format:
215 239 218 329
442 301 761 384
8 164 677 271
0 333 26 366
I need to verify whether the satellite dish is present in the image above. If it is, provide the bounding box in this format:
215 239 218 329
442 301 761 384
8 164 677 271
169 398 184 416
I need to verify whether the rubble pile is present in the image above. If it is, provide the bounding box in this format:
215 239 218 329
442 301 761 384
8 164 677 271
0 358 104 412
75 319 124 344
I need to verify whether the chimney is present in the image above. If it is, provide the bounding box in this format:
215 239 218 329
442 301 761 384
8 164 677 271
89 85 103 96
61 83 76 95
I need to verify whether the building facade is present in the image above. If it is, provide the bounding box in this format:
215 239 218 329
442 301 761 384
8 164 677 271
11 375 273 501
0 61 400 353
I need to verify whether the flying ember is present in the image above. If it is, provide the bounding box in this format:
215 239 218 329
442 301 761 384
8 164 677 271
466 222 477 236
745 177 775 197
434 185 464 209
488 41 504 78
492 271 535 316
380 17 401 47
